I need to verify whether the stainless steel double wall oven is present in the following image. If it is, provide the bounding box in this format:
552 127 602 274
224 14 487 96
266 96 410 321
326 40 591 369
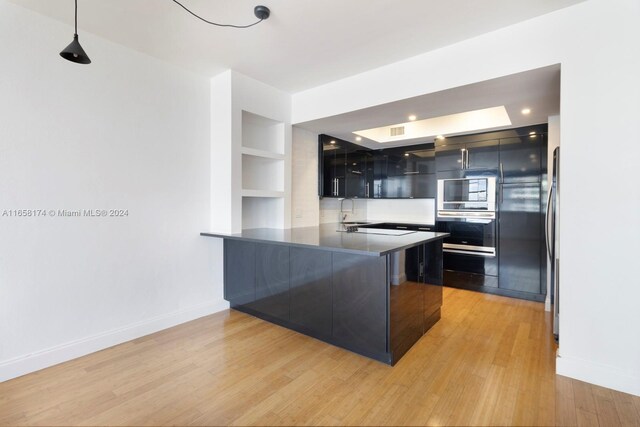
436 174 498 287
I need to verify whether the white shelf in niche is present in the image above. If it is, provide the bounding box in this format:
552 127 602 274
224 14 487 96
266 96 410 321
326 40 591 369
242 189 285 198
242 111 284 155
241 147 285 160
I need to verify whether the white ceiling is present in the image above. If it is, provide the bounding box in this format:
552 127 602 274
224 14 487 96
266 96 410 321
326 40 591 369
296 65 560 148
11 0 583 93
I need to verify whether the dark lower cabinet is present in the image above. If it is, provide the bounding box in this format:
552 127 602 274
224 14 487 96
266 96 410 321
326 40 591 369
498 183 542 294
389 278 423 363
224 240 256 305
254 244 290 322
223 239 444 365
332 254 387 356
423 240 444 318
289 247 333 337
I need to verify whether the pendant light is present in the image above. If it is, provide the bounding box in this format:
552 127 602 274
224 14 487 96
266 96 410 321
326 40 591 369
60 0 91 64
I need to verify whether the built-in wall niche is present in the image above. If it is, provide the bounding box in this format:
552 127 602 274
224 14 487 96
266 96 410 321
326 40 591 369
241 110 286 229
242 197 284 229
242 154 284 195
242 111 284 155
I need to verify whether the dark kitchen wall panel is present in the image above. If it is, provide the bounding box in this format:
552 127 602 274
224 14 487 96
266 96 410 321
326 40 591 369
332 253 387 355
224 240 256 305
254 243 290 322
289 247 333 337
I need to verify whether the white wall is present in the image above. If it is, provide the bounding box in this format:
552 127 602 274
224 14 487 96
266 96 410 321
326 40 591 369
292 0 640 396
291 127 320 228
0 1 222 382
366 199 435 224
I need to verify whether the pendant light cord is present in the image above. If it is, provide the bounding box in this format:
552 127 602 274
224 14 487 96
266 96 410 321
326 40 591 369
74 0 78 35
170 0 264 28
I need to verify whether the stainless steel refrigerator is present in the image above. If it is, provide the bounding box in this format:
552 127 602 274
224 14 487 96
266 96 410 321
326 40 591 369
546 147 560 339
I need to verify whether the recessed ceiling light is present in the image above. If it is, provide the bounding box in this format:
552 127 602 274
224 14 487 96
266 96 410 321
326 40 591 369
355 136 362 142
436 135 445 140
408 115 417 121
529 131 536 135
330 140 335 144
521 108 531 115
404 153 409 157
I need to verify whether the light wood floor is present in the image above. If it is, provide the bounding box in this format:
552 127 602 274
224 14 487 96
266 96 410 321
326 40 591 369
1 287 639 426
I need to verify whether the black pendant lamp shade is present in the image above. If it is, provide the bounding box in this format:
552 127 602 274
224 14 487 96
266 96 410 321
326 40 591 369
60 0 91 64
60 34 91 64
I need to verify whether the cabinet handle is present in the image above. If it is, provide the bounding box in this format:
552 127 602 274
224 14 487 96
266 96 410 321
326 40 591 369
366 182 369 198
466 149 469 169
333 178 337 196
460 149 465 169
500 162 504 182
396 226 408 229
418 227 431 231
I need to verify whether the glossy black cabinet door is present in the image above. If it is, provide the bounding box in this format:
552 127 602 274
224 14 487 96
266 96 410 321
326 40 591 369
423 240 444 317
466 139 500 170
320 135 346 197
346 148 368 198
436 143 465 171
254 243 290 322
499 183 542 294
372 152 387 198
389 274 423 363
290 247 333 337
413 173 437 198
224 240 256 305
499 135 543 183
332 253 387 355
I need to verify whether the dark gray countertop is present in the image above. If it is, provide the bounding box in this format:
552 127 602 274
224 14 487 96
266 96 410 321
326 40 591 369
200 223 449 256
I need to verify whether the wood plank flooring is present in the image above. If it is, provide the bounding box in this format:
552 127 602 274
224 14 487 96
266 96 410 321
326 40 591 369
1 287 639 426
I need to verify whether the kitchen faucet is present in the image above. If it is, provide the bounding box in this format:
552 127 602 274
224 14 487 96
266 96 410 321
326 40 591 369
340 198 354 224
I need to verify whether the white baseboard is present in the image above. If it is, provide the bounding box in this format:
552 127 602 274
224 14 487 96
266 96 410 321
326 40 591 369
556 353 640 397
0 299 229 383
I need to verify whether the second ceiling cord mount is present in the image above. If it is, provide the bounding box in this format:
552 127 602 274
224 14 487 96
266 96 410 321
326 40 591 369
170 0 271 29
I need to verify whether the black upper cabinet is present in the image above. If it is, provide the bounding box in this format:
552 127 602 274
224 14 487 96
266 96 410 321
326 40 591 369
435 143 465 172
320 135 346 197
499 133 544 183
436 139 499 172
467 139 500 170
380 144 436 198
319 135 436 199
346 148 371 198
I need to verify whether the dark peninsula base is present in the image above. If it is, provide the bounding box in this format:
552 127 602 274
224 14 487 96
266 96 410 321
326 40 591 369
205 226 448 365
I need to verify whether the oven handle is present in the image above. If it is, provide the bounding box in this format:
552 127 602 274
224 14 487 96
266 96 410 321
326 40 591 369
438 210 495 219
443 248 496 258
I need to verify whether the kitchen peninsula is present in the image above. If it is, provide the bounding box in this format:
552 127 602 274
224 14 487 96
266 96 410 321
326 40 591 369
201 224 448 365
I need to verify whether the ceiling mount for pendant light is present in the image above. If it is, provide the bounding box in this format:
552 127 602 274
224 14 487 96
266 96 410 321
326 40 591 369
60 0 91 64
171 0 270 28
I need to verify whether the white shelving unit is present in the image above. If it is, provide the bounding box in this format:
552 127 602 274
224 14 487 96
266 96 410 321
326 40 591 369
241 111 286 229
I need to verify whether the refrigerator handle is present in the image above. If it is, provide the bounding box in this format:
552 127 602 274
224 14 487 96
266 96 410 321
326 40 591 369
545 186 554 260
466 149 469 169
460 149 465 169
